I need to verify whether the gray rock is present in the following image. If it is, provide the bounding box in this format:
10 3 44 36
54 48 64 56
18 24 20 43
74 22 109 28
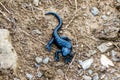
90 7 99 16
43 57 50 64
93 73 99 80
97 42 114 53
83 75 92 80
32 29 41 35
102 15 108 20
79 58 93 70
0 29 17 74
26 73 33 80
35 57 42 64
37 71 43 78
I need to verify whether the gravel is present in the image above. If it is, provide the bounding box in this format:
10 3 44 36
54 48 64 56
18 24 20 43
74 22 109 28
90 7 99 16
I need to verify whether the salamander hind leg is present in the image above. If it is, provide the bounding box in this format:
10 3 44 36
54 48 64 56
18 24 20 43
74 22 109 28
54 50 62 61
46 38 54 52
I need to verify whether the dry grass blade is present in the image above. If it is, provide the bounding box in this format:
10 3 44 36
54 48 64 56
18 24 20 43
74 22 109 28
0 2 11 14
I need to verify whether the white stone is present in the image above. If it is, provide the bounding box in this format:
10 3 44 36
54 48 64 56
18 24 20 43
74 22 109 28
0 29 17 73
100 55 114 68
79 58 93 70
35 57 42 64
33 0 39 6
83 75 92 80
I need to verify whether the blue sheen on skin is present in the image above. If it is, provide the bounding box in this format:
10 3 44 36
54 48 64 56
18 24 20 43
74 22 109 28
45 12 73 63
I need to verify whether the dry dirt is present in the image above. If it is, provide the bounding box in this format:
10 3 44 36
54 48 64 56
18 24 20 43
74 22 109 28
0 0 120 80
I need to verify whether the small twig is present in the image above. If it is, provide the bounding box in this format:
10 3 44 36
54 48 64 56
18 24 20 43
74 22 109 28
64 53 76 80
75 0 78 11
0 10 11 21
0 2 11 14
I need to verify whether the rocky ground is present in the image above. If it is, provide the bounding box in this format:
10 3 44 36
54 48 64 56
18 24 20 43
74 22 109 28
0 0 120 80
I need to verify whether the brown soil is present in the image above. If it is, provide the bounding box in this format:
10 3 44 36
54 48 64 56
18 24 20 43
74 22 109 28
0 0 119 80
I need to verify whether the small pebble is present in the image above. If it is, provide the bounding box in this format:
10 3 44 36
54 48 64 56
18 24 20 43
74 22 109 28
97 42 113 53
37 71 43 78
83 75 92 80
26 73 33 80
88 69 93 75
102 15 108 20
100 55 114 68
81 5 87 10
83 13 88 17
35 57 42 64
93 73 99 80
79 58 93 70
33 0 39 6
90 7 99 16
88 50 97 56
43 57 50 64
34 63 40 68
14 78 20 80
106 12 111 16
32 29 41 35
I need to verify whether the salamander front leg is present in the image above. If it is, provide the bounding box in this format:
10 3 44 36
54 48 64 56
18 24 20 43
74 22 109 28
54 50 61 61
46 38 54 52
61 36 71 42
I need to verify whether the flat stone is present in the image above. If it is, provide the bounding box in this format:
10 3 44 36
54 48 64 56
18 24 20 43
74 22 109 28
97 42 114 53
79 58 94 70
0 29 17 74
100 55 114 68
